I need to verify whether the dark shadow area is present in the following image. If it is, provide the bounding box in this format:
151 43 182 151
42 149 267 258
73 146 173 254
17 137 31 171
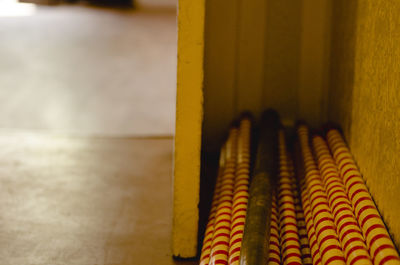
196 145 222 258
84 0 134 8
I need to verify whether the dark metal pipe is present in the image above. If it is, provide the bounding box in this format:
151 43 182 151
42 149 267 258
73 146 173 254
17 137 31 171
239 109 280 265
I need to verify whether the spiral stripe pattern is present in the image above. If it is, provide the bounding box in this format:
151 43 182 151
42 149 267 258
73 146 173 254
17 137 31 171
298 125 346 265
278 130 303 265
327 130 400 265
200 144 227 265
313 135 372 265
293 145 316 265
300 177 323 265
268 192 281 265
200 121 399 265
229 118 251 265
290 175 313 265
209 128 238 265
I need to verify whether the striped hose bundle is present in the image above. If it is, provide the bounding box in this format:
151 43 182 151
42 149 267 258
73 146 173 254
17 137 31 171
268 192 281 265
295 143 322 265
327 130 400 265
313 136 372 265
298 125 346 265
200 144 226 265
291 170 313 265
300 177 322 265
229 118 251 265
199 116 251 265
295 125 399 265
199 117 399 265
277 130 302 265
208 127 238 265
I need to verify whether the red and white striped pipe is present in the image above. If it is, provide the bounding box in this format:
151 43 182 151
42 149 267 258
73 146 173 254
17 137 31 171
313 135 372 265
229 118 251 265
268 191 281 265
209 128 238 265
290 173 313 265
200 143 227 265
300 177 323 265
298 125 346 265
278 130 303 265
327 130 400 265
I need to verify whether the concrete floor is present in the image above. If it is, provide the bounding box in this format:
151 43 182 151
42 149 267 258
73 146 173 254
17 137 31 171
0 2 195 264
0 3 177 136
0 132 195 265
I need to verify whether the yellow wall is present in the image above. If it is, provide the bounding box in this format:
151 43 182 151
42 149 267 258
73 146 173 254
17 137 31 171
172 0 205 258
329 0 400 249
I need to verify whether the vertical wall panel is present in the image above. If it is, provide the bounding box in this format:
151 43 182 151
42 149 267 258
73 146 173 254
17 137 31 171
263 0 302 123
173 0 205 258
203 0 332 149
328 0 358 137
298 0 331 126
235 0 268 116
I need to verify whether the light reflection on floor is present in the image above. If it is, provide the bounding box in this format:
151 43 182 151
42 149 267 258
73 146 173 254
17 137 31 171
0 3 176 136
0 0 36 17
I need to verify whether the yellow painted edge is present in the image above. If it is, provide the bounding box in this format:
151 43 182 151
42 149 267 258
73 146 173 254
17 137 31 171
172 0 205 258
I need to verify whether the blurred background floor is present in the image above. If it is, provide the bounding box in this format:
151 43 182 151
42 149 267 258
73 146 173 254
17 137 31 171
0 1 195 264
0 0 177 136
